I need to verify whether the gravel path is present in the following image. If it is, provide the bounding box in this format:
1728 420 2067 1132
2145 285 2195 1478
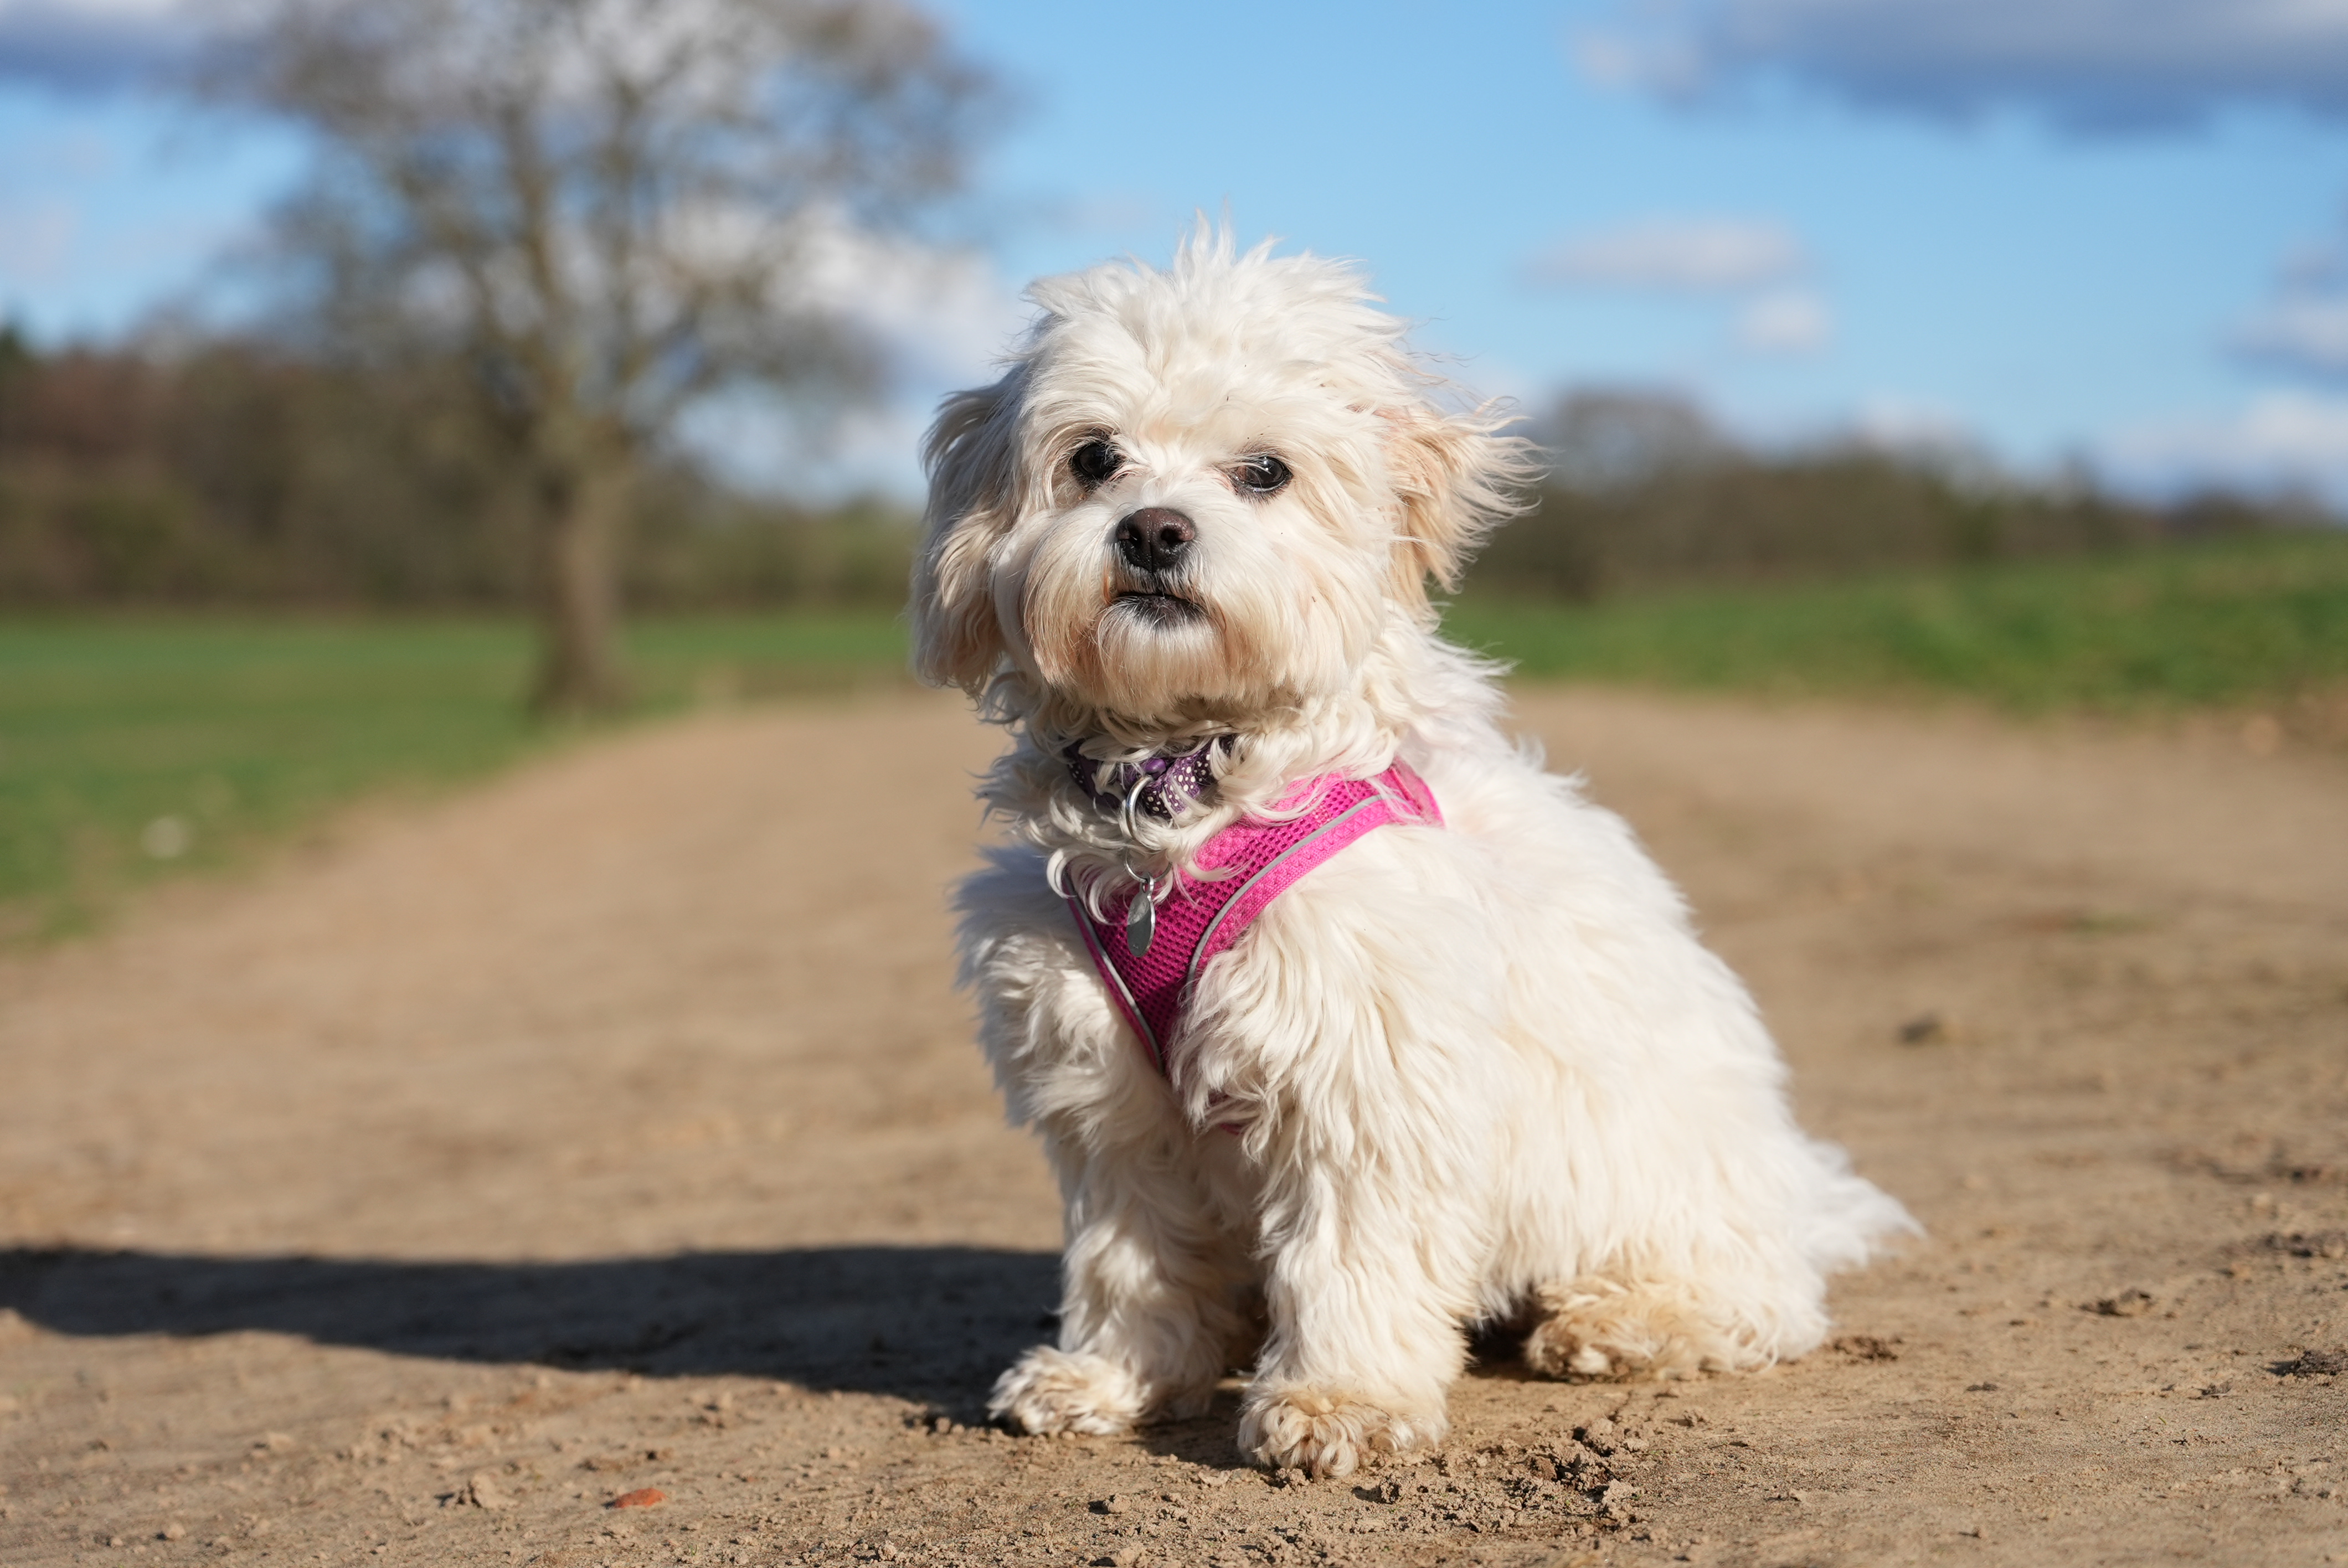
1 687 2342 1567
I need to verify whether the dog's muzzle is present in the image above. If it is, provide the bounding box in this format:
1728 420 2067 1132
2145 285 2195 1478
1108 507 1206 625
1114 508 1195 574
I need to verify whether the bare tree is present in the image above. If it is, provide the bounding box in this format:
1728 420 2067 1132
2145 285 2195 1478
213 0 987 711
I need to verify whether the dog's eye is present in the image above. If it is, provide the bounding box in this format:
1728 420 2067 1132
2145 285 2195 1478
1231 455 1291 496
1069 439 1121 487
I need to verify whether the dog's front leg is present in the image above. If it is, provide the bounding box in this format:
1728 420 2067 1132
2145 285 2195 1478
1233 1038 1490 1477
988 1124 1248 1437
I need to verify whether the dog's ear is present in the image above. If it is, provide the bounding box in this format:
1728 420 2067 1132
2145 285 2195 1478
1382 406 1533 608
912 373 1024 691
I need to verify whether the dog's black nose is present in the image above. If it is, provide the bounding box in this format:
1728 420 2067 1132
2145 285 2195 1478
1114 508 1196 574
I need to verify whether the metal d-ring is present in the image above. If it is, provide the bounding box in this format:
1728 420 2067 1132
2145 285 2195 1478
1118 767 1152 839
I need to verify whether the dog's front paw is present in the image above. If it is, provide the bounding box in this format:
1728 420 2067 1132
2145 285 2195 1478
1238 1388 1445 1478
987 1347 1149 1436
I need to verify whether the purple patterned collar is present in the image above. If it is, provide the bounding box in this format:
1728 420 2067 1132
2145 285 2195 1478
1063 735 1235 823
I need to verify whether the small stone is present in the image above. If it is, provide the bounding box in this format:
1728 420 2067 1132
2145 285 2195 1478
609 1487 666 1509
465 1471 513 1510
1092 1495 1130 1515
160 1523 187 1541
1897 1012 1948 1045
2092 1290 2156 1317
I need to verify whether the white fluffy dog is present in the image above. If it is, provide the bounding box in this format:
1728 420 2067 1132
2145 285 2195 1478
910 231 1914 1478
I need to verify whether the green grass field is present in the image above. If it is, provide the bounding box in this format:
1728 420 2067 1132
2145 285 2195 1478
3 530 2342 942
0 612 911 940
1451 529 2348 713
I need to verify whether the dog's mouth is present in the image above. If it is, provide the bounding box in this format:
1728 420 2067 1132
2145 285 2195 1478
1109 590 1207 627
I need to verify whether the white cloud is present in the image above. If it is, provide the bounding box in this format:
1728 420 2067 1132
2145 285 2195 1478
2229 219 2348 377
1527 216 1806 292
1575 0 2348 131
689 230 1028 501
1526 215 1833 360
1733 288 1832 354
0 0 206 90
0 198 78 285
1842 394 1984 461
2236 296 2348 374
2102 390 2348 496
791 226 1029 387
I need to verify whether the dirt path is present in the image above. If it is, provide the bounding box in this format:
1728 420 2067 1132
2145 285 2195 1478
2 688 2343 1568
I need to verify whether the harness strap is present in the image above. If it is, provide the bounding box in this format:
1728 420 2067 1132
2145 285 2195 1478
1064 760 1443 1078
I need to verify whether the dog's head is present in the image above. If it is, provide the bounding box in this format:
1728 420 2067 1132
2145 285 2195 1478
911 231 1526 725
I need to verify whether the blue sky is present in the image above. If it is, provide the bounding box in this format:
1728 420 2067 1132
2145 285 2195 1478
6 0 2348 502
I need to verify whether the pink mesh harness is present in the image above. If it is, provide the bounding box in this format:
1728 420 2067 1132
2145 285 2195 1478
1065 760 1443 1077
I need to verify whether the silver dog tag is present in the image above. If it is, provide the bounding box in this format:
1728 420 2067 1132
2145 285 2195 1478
1124 890 1156 957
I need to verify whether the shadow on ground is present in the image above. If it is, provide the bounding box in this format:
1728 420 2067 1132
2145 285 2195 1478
0 1245 1059 1414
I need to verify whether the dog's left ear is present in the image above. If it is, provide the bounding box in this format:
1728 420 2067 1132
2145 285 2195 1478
1381 406 1532 607
911 372 1024 692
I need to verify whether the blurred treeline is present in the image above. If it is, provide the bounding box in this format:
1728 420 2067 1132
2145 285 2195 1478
1471 391 2332 600
0 325 916 610
5 333 2332 613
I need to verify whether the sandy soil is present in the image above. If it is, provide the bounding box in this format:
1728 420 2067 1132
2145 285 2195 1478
2 686 2344 1568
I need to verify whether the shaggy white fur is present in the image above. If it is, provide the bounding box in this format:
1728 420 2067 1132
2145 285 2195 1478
910 229 1917 1478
